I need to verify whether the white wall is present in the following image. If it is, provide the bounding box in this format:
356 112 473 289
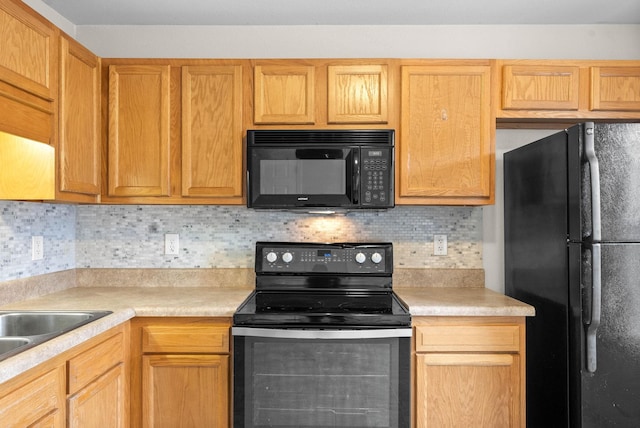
76 25 640 59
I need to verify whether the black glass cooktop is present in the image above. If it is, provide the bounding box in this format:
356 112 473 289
233 290 410 327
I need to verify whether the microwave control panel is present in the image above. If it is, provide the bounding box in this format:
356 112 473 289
361 147 392 206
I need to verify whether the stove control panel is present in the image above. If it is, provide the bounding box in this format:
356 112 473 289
256 242 392 274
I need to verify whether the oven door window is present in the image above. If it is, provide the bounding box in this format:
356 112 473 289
248 147 356 208
234 335 409 428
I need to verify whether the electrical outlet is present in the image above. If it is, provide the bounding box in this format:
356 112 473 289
165 233 179 255
433 234 447 256
32 236 44 260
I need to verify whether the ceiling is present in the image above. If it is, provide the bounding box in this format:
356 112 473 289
41 0 640 26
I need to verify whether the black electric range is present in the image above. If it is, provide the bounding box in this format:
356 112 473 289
233 242 411 328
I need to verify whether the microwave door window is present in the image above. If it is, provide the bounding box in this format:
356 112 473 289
259 159 346 195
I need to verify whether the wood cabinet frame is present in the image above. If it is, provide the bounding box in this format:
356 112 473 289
413 317 526 428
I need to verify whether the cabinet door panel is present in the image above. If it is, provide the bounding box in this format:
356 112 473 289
59 36 100 196
68 364 126 428
591 66 640 111
108 64 171 197
0 0 57 100
400 65 492 201
416 353 520 428
68 330 124 394
182 65 243 198
254 65 315 124
142 354 229 428
502 65 580 110
0 366 65 427
327 64 388 123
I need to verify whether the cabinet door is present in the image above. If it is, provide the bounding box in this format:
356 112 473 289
591 66 640 111
108 64 171 197
254 65 315 124
0 366 65 427
502 65 580 110
416 353 521 428
68 364 126 428
58 35 100 199
182 65 243 200
0 0 57 101
399 65 492 204
327 64 388 124
142 354 229 428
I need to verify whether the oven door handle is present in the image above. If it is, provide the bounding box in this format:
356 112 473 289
232 327 413 339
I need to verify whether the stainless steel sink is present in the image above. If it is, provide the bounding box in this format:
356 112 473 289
0 337 31 355
0 310 112 361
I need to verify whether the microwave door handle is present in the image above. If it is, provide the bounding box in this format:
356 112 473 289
353 151 360 204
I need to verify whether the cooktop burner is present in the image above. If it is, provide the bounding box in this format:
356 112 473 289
233 242 411 328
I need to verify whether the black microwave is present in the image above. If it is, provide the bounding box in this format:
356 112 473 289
246 129 394 210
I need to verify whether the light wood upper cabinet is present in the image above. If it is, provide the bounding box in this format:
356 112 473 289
252 60 394 127
182 65 244 200
398 63 494 205
591 66 640 111
497 60 640 122
0 0 56 145
414 317 525 428
254 64 316 124
327 64 388 124
108 64 171 197
502 64 580 111
58 35 101 201
0 0 58 101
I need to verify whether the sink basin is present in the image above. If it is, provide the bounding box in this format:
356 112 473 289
0 337 31 355
0 310 112 361
0 312 101 337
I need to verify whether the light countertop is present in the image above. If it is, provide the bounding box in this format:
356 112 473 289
395 287 535 317
0 284 533 384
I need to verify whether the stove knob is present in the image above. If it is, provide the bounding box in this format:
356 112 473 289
355 252 367 264
371 252 383 264
266 252 278 263
282 252 293 263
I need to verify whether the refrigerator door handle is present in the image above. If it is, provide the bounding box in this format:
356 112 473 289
584 122 602 241
585 243 602 373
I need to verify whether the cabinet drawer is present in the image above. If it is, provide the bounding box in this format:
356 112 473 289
142 325 229 354
68 331 124 394
415 324 520 353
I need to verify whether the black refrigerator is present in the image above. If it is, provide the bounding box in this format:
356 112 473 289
504 122 640 427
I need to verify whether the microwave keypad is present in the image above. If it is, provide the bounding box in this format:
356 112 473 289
363 157 389 205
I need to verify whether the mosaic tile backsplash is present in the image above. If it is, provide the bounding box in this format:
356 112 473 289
0 202 76 281
1 201 482 282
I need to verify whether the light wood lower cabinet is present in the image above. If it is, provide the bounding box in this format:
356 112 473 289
0 324 128 428
67 364 126 428
413 317 525 428
67 327 128 427
130 317 231 428
0 365 65 427
142 354 229 428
